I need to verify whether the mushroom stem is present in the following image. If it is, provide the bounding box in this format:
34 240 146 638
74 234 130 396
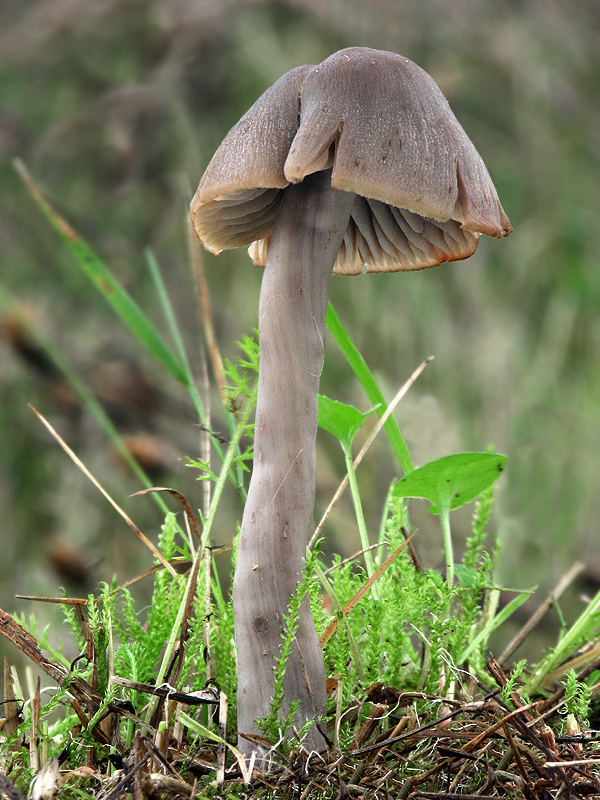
233 169 355 757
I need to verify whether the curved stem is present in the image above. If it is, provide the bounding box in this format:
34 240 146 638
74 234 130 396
233 171 355 758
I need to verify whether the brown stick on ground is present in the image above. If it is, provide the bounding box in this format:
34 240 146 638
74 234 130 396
498 561 585 666
0 607 113 722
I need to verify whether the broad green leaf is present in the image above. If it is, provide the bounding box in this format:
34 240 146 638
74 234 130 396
318 395 377 449
392 452 507 514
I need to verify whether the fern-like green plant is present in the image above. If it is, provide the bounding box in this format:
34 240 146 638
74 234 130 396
563 669 591 726
258 546 322 748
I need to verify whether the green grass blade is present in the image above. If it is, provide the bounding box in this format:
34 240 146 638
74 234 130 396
145 248 197 383
326 302 414 475
15 160 189 387
145 249 246 493
145 248 211 427
0 285 172 516
458 588 534 663
526 589 600 692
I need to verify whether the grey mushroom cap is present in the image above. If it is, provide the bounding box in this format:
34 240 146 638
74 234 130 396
191 47 512 275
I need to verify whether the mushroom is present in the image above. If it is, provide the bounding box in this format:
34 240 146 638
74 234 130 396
190 47 511 758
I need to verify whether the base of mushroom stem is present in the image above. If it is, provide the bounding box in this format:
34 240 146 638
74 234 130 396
237 722 329 771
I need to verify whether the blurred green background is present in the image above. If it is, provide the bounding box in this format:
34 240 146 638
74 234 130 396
1 0 599 663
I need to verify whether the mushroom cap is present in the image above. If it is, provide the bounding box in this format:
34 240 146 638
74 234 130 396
191 47 512 274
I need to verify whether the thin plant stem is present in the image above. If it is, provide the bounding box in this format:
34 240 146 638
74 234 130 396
145 249 232 480
148 250 216 668
313 562 365 681
440 504 455 589
343 446 378 599
186 220 227 406
146 386 256 720
309 356 432 549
